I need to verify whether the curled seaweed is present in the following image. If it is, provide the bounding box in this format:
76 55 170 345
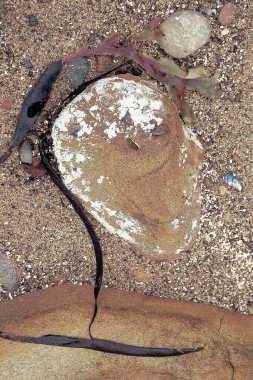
63 35 220 123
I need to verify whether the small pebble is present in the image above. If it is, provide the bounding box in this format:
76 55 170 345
133 269 151 283
19 139 33 164
24 177 34 186
231 153 240 163
65 58 90 88
203 177 218 190
28 15 39 26
36 191 46 199
155 10 211 58
203 8 217 17
247 301 253 315
1 98 13 110
221 28 230 36
223 173 242 191
223 212 232 222
218 3 237 26
219 185 227 195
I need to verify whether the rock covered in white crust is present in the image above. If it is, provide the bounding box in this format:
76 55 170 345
158 11 211 58
52 75 204 260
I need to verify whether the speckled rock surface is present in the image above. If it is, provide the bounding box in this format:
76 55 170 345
52 75 204 260
0 285 252 380
158 11 211 58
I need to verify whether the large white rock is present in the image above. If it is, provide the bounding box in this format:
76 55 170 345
52 75 204 260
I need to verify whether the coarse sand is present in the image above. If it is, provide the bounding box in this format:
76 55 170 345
0 0 252 314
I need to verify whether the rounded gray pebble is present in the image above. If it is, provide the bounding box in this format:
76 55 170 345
159 11 211 58
0 254 19 292
19 139 33 164
65 58 90 88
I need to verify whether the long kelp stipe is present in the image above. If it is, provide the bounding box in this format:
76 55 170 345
39 135 103 339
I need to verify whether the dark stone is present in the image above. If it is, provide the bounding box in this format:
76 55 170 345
64 58 90 88
24 177 34 186
28 15 39 26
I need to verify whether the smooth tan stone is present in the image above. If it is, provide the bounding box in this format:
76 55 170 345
52 75 204 261
0 285 252 380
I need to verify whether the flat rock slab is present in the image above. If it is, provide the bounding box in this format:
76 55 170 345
0 285 252 379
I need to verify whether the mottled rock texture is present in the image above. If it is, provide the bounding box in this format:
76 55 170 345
52 75 204 260
0 285 252 380
158 11 211 58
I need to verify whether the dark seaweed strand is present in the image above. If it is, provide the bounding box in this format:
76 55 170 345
39 137 102 339
12 60 63 147
0 332 203 357
0 60 63 164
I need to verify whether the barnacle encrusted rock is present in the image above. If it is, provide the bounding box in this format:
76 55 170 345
52 75 204 260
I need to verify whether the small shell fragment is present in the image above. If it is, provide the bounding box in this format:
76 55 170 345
18 139 33 164
126 137 139 150
223 173 242 191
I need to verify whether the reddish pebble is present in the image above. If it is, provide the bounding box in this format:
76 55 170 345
1 98 13 110
218 3 237 26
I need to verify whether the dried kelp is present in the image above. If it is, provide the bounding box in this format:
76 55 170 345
63 34 220 122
